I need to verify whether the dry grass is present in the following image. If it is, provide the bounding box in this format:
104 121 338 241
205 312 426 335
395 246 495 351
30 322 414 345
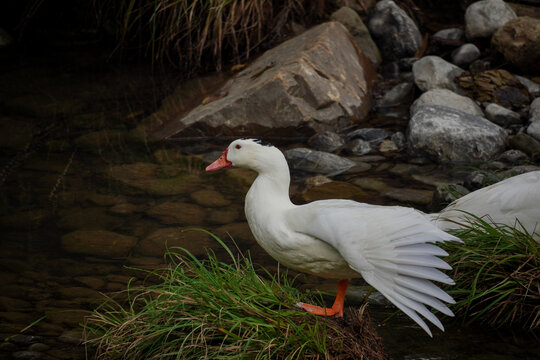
94 0 328 73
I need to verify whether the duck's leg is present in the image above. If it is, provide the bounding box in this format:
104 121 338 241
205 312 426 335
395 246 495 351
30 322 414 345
297 279 349 317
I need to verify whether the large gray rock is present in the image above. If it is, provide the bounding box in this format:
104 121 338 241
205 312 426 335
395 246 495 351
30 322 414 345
411 88 483 116
367 0 422 61
330 6 381 66
412 56 465 93
284 148 356 175
465 0 516 39
153 22 374 140
408 105 507 163
527 121 540 141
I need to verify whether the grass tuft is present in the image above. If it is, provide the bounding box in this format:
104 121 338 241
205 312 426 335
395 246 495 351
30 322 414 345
84 230 387 359
444 215 540 329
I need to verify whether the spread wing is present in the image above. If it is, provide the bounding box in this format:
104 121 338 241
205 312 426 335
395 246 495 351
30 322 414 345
433 171 540 239
286 200 460 336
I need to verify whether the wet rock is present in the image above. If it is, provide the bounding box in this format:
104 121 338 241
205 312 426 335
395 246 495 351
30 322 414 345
465 171 489 189
492 17 540 73
388 163 422 176
74 130 125 154
215 222 255 246
431 184 470 211
485 103 522 126
344 138 372 156
391 131 407 150
0 117 38 152
0 209 52 229
153 22 374 140
498 149 529 164
302 181 367 202
8 335 42 346
135 227 215 257
146 201 206 225
408 105 507 163
57 207 123 230
412 174 463 188
509 132 540 155
367 0 422 61
433 28 465 41
412 56 465 93
61 230 137 257
57 286 102 300
207 207 240 225
378 139 398 152
108 202 140 216
109 163 201 196
307 131 344 153
376 82 414 106
74 276 105 289
12 351 43 360
86 193 124 206
465 0 516 39
331 0 376 15
457 69 530 108
284 148 356 176
451 43 481 67
58 328 84 345
410 88 483 117
0 341 16 351
346 128 391 145
527 121 540 141
352 177 391 192
190 189 230 207
515 75 540 97
28 343 49 352
382 188 433 206
330 6 381 66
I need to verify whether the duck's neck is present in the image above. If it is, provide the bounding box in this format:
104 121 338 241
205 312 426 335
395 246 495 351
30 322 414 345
246 166 294 213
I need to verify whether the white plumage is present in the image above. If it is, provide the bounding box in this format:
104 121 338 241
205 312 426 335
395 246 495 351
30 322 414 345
207 139 460 336
431 171 540 241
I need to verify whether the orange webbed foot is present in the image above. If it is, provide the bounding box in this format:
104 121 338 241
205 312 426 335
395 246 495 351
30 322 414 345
297 279 349 317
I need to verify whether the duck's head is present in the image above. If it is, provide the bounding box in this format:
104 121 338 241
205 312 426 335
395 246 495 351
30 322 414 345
206 139 287 174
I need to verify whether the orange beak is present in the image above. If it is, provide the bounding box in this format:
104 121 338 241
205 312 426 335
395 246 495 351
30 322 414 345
206 148 233 171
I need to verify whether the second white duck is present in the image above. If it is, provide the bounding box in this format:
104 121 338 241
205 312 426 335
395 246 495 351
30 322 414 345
206 139 460 336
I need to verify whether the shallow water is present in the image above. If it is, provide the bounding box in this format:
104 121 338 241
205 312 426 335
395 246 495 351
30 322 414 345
0 49 538 360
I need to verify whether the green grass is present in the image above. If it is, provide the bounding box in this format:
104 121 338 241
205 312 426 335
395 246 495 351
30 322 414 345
84 230 387 359
444 216 539 329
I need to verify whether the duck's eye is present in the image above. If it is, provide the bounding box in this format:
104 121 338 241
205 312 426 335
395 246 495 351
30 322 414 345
235 144 242 150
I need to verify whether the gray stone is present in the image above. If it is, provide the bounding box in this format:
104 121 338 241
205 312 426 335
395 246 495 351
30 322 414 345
28 343 50 352
58 329 84 345
510 132 540 155
412 56 465 93
346 128 391 144
465 0 516 39
411 88 483 116
431 184 470 211
284 148 356 176
12 351 42 360
379 139 398 152
391 131 406 150
485 103 522 126
9 335 42 346
527 121 540 141
308 131 344 153
516 75 540 97
530 97 540 122
152 22 374 140
330 6 382 66
451 43 481 67
376 82 414 106
465 171 489 189
498 149 529 164
433 28 465 41
345 138 372 155
408 105 507 163
367 0 422 61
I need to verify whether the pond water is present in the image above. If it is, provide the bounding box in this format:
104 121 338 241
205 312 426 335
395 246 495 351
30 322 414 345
0 48 538 360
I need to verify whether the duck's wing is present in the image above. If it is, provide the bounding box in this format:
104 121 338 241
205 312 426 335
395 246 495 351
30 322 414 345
433 171 540 238
286 200 460 336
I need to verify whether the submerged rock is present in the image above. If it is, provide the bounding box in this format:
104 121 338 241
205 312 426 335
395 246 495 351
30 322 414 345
465 0 516 39
153 22 374 140
368 0 422 61
61 230 137 257
146 201 206 225
408 105 507 163
307 131 344 153
284 148 356 175
135 227 215 257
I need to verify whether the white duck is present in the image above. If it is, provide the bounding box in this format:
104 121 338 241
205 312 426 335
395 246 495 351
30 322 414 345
431 171 540 241
206 139 460 336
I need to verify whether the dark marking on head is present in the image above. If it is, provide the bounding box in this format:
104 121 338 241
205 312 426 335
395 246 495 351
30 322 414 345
242 138 275 147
